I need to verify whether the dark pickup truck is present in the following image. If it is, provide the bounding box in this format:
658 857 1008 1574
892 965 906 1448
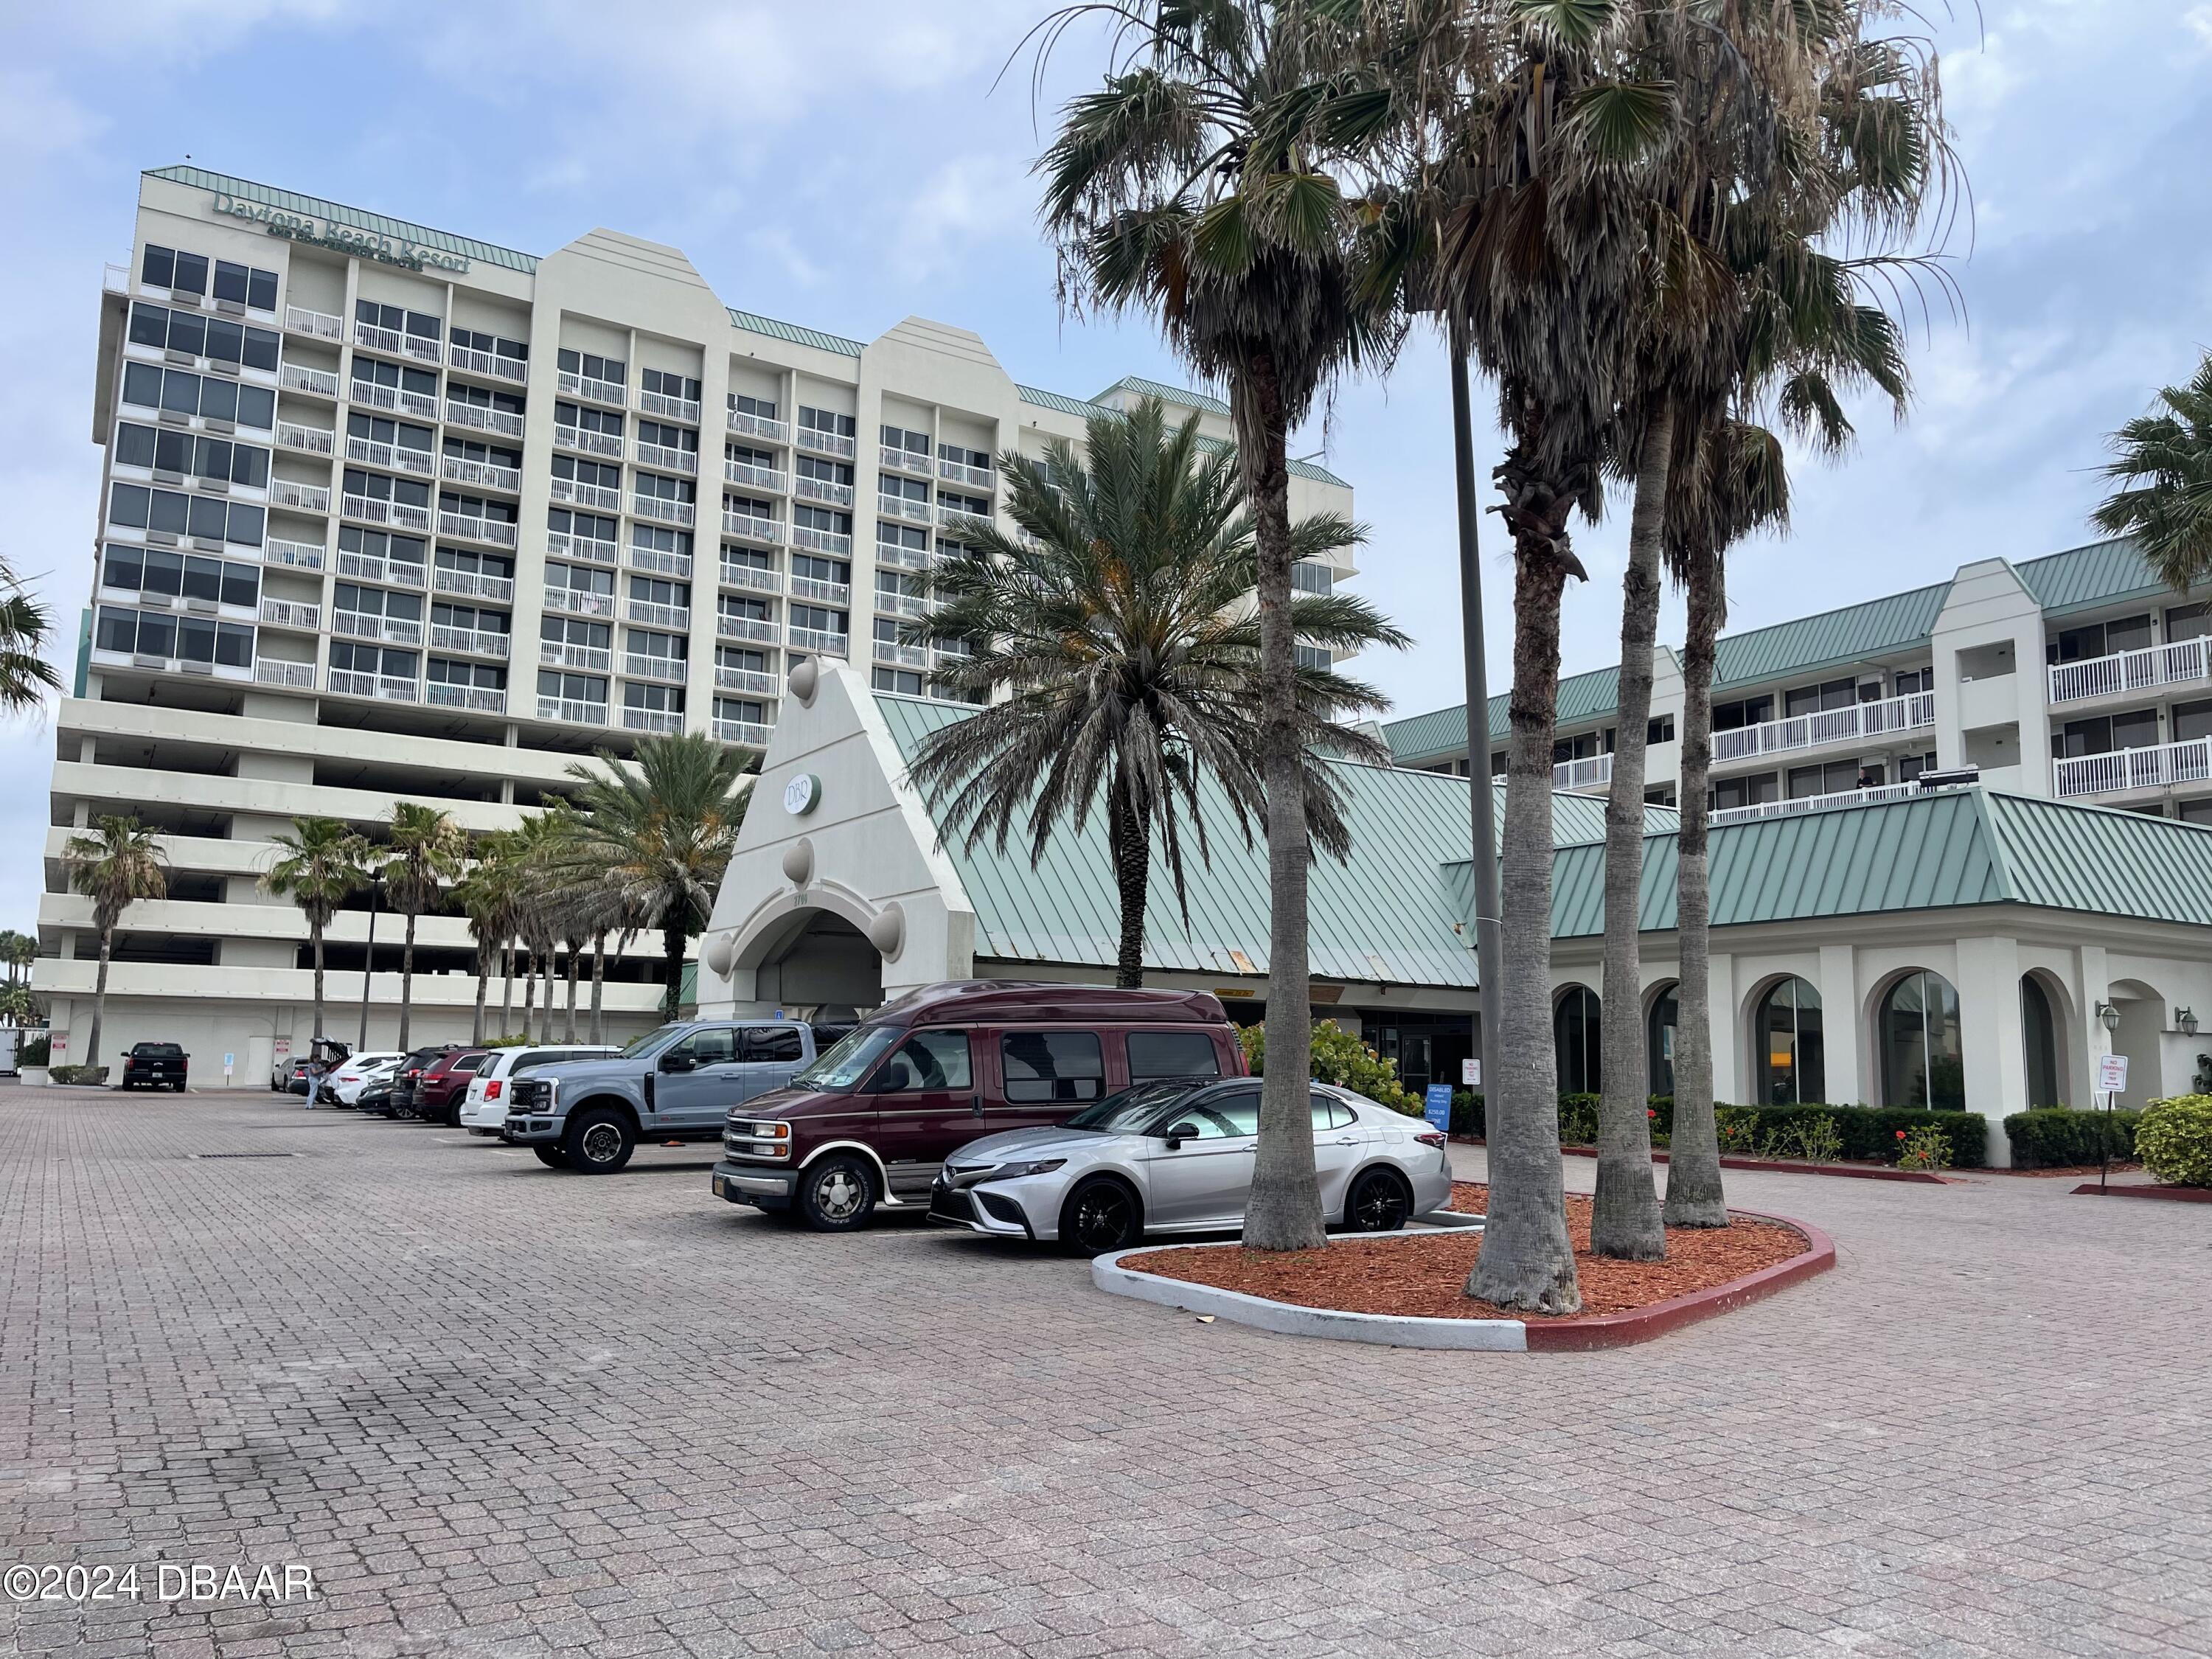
122 1043 189 1091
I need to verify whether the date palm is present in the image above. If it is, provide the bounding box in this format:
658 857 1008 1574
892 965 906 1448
380 803 467 1052
908 397 1405 990
262 817 369 1043
0 558 60 717
1037 0 1402 1250
453 832 523 1046
61 816 167 1071
2093 352 2212 594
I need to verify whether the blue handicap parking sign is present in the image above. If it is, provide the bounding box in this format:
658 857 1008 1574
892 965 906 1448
1423 1083 1453 1132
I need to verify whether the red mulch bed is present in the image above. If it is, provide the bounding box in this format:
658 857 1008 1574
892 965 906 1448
1130 1183 1808 1322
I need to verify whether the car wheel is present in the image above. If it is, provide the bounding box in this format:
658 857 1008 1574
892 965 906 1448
564 1108 636 1174
795 1155 876 1231
1343 1168 1413 1234
533 1144 571 1169
1060 1177 1144 1257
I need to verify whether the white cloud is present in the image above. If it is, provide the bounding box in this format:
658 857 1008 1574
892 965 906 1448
894 153 1034 282
0 70 102 161
2187 7 2212 50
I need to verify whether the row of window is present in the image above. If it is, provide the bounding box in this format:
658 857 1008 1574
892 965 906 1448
535 671 686 714
2049 605 2212 664
2054 700 2212 758
94 605 254 667
101 544 259 608
449 325 527 364
355 299 441 342
119 362 276 431
142 245 279 313
114 423 271 489
129 302 284 372
108 483 265 548
1708 753 1940 812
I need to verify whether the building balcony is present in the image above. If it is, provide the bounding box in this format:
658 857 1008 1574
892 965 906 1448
426 681 507 714
714 717 771 748
873 639 928 670
333 611 423 647
624 653 686 684
284 305 344 342
557 369 625 407
627 544 693 580
790 524 852 557
636 441 698 476
255 658 316 690
279 363 339 400
445 401 526 439
937 456 994 491
795 475 856 508
723 512 785 546
346 435 435 476
548 476 618 512
1711 779 1961 826
797 426 856 461
258 599 321 631
438 512 519 549
717 614 779 645
934 502 988 530
430 625 509 659
788 626 849 658
104 261 131 295
874 538 932 574
633 494 696 528
263 537 326 571
334 549 427 589
344 493 433 533
448 343 526 383
715 666 779 696
2054 738 2212 801
627 599 690 630
326 667 420 703
442 455 521 493
350 380 442 420
875 591 929 621
878 493 933 526
640 389 702 424
541 640 613 673
728 408 790 444
545 588 616 619
352 320 406 356
790 575 850 607
622 706 683 734
2048 637 2211 706
1711 689 1935 766
724 459 787 493
1554 754 1613 793
719 563 782 596
879 445 932 479
275 420 335 456
537 696 608 726
269 479 331 514
555 425 624 461
434 567 514 602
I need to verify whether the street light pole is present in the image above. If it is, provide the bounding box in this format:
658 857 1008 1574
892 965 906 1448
1450 321 1504 1107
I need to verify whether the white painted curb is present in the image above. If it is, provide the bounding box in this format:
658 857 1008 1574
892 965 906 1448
1093 1220 1528 1352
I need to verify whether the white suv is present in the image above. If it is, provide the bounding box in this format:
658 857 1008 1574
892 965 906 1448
458 1043 622 1133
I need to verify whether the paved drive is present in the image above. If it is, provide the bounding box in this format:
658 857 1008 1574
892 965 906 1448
2 1086 2206 1657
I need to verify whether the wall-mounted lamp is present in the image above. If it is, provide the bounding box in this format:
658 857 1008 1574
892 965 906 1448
2096 1001 2121 1034
2178 1006 2199 1036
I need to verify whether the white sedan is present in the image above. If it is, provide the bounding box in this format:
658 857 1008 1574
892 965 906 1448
327 1052 404 1106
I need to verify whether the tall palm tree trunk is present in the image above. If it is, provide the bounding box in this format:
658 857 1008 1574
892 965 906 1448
1467 437 1583 1314
310 919 327 1042
87 929 113 1069
1234 352 1324 1253
564 951 580 1043
471 950 489 1046
1665 538 1728 1226
1106 776 1150 990
662 926 685 1022
1592 408 1674 1260
521 949 538 1044
589 933 606 1045
499 943 515 1037
397 911 418 1052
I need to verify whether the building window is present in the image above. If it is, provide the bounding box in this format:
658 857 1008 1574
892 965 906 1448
1646 983 1677 1097
1710 771 1778 811
728 392 779 421
1754 977 1825 1105
2021 976 2063 1109
1554 986 1599 1096
1878 970 1964 1110
642 367 700 403
117 362 275 431
801 407 857 439
557 348 626 386
1646 714 1674 745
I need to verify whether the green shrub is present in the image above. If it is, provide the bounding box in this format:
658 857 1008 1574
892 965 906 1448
1238 1020 1420 1115
2135 1095 2212 1186
2004 1107 2141 1169
18 1034 50 1066
1450 1090 1483 1138
1557 1093 1600 1145
1437 1091 1985 1167
49 1064 109 1086
1895 1124 1952 1172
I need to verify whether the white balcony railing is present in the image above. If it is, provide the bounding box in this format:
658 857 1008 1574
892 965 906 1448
327 667 419 703
403 335 441 364
538 696 609 726
879 445 931 477
334 549 427 589
541 641 613 672
439 512 519 548
276 420 335 455
550 476 621 512
727 408 790 444
627 599 690 630
426 682 507 713
717 614 779 644
259 599 320 630
557 370 625 406
937 456 994 491
878 493 933 526
1711 779 1939 826
632 495 696 528
445 401 526 439
640 389 701 423
430 625 509 658
104 261 132 295
269 479 331 513
722 512 784 545
285 306 343 341
263 538 326 571
636 442 698 476
1711 690 1935 765
556 425 623 460
546 530 618 566
344 493 432 533
796 426 855 460
346 436 434 476
624 653 686 684
724 460 787 493
1552 754 1613 792
790 577 850 606
874 591 928 620
874 639 928 669
790 524 852 556
628 544 693 579
2048 637 2211 706
255 658 316 689
788 625 849 658
795 475 856 508
622 706 684 734
719 563 782 595
442 456 522 493
353 321 405 356
434 567 514 602
333 611 422 647
448 344 526 383
714 718 771 748
874 538 932 574
715 666 779 696
2054 738 2212 801
544 587 616 619
279 363 339 399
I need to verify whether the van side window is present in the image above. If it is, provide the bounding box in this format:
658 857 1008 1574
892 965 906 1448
872 1032 971 1092
742 1027 804 1063
1127 1030 1220 1081
1001 1031 1105 1104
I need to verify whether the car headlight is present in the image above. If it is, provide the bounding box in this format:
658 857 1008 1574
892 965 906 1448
995 1158 1065 1180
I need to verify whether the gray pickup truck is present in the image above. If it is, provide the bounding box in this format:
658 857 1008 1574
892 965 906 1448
499 1020 818 1173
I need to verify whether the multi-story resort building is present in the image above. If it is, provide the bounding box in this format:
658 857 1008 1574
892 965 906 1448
33 167 1358 1078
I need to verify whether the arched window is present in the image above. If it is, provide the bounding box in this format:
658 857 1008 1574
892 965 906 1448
1879 970 1964 1110
1647 984 1678 1096
2021 976 2062 1107
1756 977 1826 1104
1554 986 1600 1095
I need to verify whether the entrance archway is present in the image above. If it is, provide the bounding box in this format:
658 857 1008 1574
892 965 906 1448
2105 978 2164 1110
745 907 885 1015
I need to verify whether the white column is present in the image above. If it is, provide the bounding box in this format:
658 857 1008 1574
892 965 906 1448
1818 943 1862 1105
1955 934 2024 1167
2074 943 2110 1109
1708 952 1739 1105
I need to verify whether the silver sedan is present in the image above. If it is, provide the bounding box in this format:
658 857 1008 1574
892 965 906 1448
928 1079 1454 1255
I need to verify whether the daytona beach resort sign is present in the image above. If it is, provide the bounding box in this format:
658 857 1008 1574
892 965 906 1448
209 191 470 275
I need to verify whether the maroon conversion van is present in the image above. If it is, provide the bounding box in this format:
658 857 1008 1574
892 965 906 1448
711 981 1244 1230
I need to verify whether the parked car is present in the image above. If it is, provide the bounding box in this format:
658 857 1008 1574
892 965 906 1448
270 1055 302 1092
406 1048 492 1127
386 1046 462 1119
928 1078 1451 1254
322 1051 403 1107
458 1043 621 1134
711 981 1245 1231
499 1020 820 1173
121 1041 191 1091
356 1074 399 1117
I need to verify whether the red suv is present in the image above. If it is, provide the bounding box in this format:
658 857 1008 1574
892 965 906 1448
712 981 1243 1230
410 1049 490 1127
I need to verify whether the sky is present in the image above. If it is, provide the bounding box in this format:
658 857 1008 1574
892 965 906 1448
3 1 2210 934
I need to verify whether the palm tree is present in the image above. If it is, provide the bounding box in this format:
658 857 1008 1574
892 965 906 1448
454 832 522 1046
560 733 750 1020
380 803 466 1052
8 931 33 989
261 818 369 1043
61 816 167 1071
907 397 1405 988
0 558 60 717
1039 0 1402 1251
2093 351 2212 591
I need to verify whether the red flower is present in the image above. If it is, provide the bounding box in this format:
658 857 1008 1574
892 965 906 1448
1896 1129 1907 1140
1647 1108 1658 1119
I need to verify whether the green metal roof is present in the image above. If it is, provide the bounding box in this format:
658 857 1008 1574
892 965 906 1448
147 165 540 273
2014 536 2167 616
1711 580 1951 693
1095 375 1233 417
1015 386 1351 487
1382 664 1621 760
728 309 864 358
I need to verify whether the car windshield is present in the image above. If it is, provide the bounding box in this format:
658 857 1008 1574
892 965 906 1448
791 1023 902 1091
616 1025 686 1060
1062 1081 1204 1134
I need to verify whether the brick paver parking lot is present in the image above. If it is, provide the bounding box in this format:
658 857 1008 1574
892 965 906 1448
2 1085 2208 1658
